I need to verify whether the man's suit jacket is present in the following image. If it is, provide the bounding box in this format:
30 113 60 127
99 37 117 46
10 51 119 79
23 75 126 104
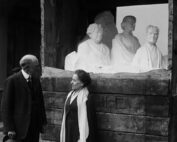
1 71 47 139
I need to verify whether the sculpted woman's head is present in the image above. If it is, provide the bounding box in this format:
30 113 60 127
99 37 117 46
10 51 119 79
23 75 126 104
86 23 103 43
121 15 136 32
71 70 91 90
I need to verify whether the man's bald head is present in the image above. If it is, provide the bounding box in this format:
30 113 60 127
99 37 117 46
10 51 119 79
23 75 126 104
19 54 39 68
19 54 39 75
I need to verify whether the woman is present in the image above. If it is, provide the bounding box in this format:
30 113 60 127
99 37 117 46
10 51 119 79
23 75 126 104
60 70 95 142
111 15 140 72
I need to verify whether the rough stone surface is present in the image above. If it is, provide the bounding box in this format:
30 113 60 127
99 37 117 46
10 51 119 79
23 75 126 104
41 67 170 142
42 67 170 95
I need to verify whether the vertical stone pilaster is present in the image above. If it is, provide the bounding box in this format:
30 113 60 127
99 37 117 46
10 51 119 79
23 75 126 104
169 1 177 142
40 0 45 67
173 0 177 42
172 0 177 96
40 0 57 67
169 0 173 69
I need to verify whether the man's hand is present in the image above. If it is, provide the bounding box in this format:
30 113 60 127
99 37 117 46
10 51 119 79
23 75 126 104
8 131 16 139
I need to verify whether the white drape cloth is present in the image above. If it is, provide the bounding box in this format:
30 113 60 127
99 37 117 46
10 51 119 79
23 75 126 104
111 34 139 66
132 43 164 72
110 34 140 73
60 87 89 142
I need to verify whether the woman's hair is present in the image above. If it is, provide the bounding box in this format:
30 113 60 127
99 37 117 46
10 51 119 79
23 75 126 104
121 15 136 30
74 69 91 87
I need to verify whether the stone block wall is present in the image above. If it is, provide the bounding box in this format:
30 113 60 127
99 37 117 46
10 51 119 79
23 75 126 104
41 67 170 142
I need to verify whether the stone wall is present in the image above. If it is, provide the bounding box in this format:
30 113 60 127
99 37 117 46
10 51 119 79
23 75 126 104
41 67 170 142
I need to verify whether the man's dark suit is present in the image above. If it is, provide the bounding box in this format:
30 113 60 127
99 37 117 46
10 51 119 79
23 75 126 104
1 71 47 140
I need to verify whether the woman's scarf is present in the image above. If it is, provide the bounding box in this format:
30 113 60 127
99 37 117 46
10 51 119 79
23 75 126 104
60 87 89 142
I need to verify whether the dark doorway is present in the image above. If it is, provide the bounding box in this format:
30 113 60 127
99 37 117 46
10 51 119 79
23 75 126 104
6 0 41 75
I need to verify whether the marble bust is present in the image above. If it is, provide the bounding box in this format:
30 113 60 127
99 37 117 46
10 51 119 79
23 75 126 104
132 25 166 72
94 11 118 49
111 15 140 72
65 23 111 73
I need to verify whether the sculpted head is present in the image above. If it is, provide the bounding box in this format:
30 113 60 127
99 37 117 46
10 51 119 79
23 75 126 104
146 25 159 45
121 15 136 32
19 54 41 78
94 11 115 27
86 23 103 43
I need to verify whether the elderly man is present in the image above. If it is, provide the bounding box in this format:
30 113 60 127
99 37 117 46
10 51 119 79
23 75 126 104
132 25 165 72
1 54 47 142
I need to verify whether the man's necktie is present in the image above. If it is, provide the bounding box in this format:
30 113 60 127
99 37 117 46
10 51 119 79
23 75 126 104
27 76 32 89
27 76 34 100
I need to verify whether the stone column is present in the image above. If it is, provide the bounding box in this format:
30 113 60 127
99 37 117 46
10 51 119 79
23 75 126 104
172 0 177 95
169 0 173 69
40 0 57 67
169 0 177 142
